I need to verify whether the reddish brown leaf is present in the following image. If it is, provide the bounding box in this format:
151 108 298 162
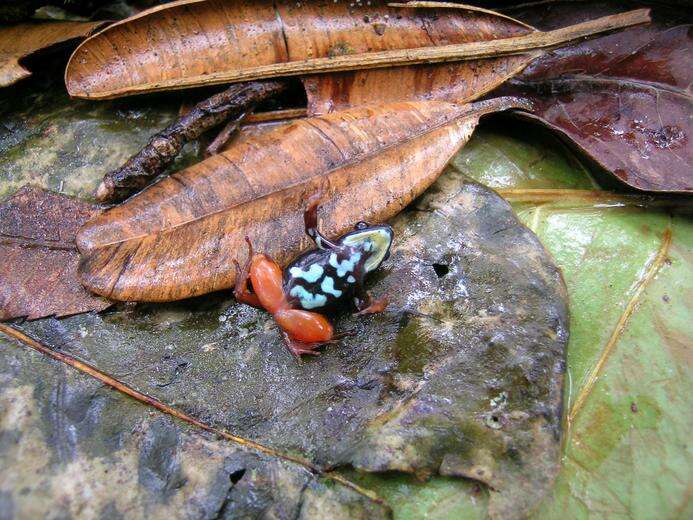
65 1 534 99
77 97 529 302
0 187 111 320
64 1 646 100
499 1 692 193
0 21 104 87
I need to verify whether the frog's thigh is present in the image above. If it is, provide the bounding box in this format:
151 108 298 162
249 255 285 313
274 309 333 343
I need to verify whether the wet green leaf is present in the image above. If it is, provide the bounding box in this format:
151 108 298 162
358 122 691 518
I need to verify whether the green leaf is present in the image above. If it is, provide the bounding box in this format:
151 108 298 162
356 122 691 518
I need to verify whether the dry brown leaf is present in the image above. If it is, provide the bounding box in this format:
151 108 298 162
66 0 527 99
0 21 104 87
77 97 529 302
303 54 538 115
301 2 535 113
0 186 111 320
64 0 647 99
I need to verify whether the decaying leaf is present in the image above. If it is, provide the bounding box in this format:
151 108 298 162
77 97 529 302
0 20 104 87
500 1 692 193
64 0 648 99
8 172 568 518
0 332 390 518
0 186 110 320
446 122 691 519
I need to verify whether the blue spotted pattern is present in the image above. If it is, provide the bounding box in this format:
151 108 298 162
320 276 342 297
289 263 324 283
329 252 361 277
289 286 327 309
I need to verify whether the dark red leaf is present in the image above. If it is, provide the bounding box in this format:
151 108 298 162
0 187 111 320
498 1 692 192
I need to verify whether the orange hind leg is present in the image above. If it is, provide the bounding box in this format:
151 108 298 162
274 309 334 358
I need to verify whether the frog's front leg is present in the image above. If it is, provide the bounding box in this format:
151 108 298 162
352 264 389 315
304 194 338 250
354 291 389 315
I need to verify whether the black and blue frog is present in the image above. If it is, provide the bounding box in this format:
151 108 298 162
233 196 393 358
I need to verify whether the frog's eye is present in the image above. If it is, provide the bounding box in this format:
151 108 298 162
354 221 369 230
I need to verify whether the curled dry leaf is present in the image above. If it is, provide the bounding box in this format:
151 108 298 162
65 0 530 99
0 21 104 87
64 0 648 100
77 97 530 302
0 186 110 320
499 1 692 193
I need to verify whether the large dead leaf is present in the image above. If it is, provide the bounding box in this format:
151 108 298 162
65 0 533 99
499 1 692 193
0 333 390 518
77 97 528 302
64 0 647 100
0 21 104 87
7 174 568 518
0 186 110 320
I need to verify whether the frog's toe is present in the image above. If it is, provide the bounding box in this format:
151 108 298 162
282 331 323 360
355 295 389 315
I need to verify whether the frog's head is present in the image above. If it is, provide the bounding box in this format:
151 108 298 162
339 222 394 273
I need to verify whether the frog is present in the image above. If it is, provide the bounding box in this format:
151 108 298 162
233 196 393 358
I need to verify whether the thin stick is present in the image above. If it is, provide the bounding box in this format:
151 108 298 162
0 322 388 508
96 80 288 202
205 111 248 157
244 108 308 124
84 9 650 99
496 188 691 209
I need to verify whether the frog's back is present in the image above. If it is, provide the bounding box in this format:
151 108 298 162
283 248 361 311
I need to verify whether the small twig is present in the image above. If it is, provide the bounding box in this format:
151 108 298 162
244 108 307 124
205 110 248 157
496 189 692 209
96 80 288 203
